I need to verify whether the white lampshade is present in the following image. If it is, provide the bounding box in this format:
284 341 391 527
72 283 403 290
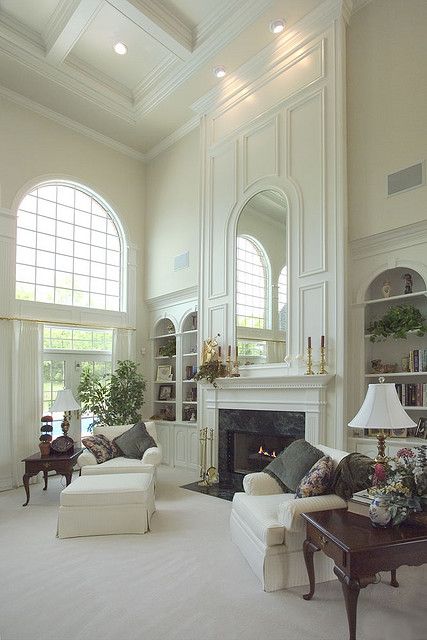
51 389 80 413
348 383 416 430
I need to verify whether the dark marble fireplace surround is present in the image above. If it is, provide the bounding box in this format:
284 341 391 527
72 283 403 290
218 409 305 490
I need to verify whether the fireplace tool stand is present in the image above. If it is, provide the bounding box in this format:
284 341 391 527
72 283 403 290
199 427 218 486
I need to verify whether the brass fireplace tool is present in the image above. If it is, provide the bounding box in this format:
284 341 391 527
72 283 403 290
199 427 218 486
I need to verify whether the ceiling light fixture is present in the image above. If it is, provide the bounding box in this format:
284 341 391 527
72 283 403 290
213 65 226 78
269 19 285 34
113 42 127 55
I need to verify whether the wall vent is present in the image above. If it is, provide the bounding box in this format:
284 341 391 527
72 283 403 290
387 162 424 196
174 251 189 271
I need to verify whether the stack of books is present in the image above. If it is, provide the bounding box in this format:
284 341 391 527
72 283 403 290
347 490 371 517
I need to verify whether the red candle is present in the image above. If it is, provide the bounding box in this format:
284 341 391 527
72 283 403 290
218 346 222 358
321 335 325 348
235 345 238 357
308 336 311 349
228 345 231 357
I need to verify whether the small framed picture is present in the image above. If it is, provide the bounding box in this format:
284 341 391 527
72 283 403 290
415 417 427 439
156 365 172 382
158 384 173 401
390 428 407 438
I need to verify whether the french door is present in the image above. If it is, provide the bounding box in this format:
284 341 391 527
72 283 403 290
43 353 111 443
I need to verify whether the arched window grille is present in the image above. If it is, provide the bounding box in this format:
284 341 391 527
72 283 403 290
236 236 268 329
15 182 123 311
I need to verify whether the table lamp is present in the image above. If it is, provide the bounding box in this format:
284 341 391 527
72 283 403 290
348 380 416 463
51 389 80 436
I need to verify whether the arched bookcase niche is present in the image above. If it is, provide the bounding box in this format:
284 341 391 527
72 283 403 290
152 317 177 421
180 311 198 423
349 265 427 459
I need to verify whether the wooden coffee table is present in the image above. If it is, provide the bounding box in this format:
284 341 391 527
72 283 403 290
301 509 427 640
22 448 83 506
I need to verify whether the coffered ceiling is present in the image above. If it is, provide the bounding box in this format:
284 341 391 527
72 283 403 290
0 0 357 157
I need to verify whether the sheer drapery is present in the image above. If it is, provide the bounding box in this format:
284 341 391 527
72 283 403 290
11 321 42 487
112 328 136 368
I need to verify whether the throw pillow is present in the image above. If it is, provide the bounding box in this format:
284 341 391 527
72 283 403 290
295 456 333 498
112 421 157 460
82 434 118 464
264 439 324 492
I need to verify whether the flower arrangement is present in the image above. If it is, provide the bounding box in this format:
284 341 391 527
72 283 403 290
369 446 427 525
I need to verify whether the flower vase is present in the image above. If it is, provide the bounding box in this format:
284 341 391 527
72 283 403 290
369 495 392 527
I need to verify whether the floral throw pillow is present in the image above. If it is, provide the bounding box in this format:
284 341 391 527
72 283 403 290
82 434 120 464
295 456 333 499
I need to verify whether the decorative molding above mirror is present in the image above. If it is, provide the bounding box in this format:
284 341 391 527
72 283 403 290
235 190 287 366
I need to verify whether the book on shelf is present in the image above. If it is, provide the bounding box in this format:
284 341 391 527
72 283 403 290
407 348 427 373
394 382 426 407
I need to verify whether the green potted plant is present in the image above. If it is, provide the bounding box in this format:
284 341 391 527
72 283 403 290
78 360 146 429
367 304 427 343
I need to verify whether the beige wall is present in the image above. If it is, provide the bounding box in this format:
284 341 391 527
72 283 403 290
145 128 200 300
347 0 427 240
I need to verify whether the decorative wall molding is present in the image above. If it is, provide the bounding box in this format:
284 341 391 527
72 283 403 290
242 115 279 190
145 285 198 311
350 220 427 261
0 85 145 162
298 282 327 353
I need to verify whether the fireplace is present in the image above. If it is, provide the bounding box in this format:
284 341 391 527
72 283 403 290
218 409 305 490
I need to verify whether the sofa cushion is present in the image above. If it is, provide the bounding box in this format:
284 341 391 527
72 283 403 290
81 434 119 464
81 457 155 475
113 421 157 460
295 456 333 498
232 492 292 546
264 440 324 492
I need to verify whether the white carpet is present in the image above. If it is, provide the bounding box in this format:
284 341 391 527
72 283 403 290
0 467 426 640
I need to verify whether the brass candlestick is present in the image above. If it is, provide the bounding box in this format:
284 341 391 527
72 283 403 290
318 346 327 374
306 346 314 375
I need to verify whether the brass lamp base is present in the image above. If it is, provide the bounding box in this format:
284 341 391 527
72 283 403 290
375 431 388 464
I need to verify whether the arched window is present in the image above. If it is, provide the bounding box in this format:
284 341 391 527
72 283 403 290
15 182 123 311
278 265 288 332
236 236 268 329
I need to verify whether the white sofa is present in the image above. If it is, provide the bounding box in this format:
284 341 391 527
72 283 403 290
77 421 162 476
230 444 349 592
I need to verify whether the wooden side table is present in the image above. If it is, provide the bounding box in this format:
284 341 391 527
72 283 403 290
301 509 427 640
21 448 83 506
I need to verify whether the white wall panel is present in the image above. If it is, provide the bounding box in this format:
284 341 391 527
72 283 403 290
208 304 227 345
212 40 324 143
208 143 237 298
289 91 325 276
243 116 279 189
298 282 326 359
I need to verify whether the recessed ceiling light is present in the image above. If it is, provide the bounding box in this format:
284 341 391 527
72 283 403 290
113 42 127 55
269 19 285 34
213 65 226 78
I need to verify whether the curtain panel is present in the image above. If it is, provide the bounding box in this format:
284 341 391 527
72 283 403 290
112 328 136 368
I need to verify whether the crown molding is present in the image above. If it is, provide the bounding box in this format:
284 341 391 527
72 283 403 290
350 0 372 16
66 54 133 100
134 0 274 118
192 0 343 115
0 84 145 162
194 0 244 47
145 285 198 311
0 11 44 53
144 115 200 161
133 54 177 103
350 220 427 261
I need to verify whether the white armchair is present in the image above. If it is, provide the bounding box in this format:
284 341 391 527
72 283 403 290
230 443 348 592
78 421 162 476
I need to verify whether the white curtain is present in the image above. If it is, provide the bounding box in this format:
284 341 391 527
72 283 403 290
112 328 136 369
11 321 42 487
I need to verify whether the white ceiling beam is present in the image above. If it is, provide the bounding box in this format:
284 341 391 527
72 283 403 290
108 0 193 61
44 0 103 65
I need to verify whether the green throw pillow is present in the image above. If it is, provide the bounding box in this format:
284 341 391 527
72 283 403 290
113 422 157 460
264 439 324 492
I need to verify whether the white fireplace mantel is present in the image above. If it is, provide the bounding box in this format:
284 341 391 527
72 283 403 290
201 374 335 456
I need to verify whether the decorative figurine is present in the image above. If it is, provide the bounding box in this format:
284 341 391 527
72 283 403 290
402 273 413 294
381 281 391 298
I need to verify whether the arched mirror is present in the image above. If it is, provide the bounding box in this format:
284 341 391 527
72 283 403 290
235 190 287 365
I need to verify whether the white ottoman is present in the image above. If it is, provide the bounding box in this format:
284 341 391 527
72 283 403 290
57 472 155 538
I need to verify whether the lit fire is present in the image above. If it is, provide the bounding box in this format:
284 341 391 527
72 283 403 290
258 446 276 458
